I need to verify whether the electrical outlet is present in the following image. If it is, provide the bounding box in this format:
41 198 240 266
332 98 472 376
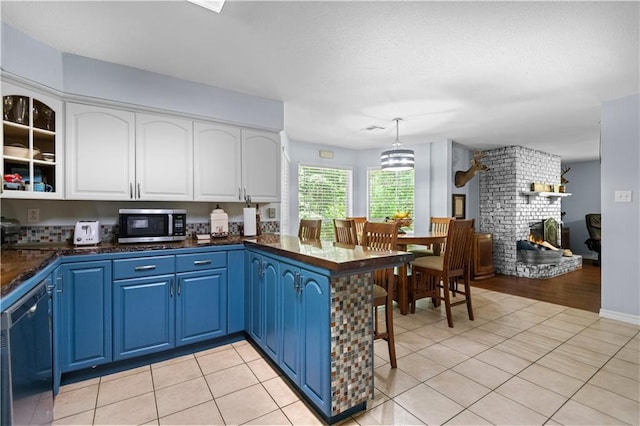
27 208 40 223
614 190 632 203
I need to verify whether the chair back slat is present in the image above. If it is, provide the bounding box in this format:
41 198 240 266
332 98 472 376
442 219 475 273
333 219 359 245
362 221 398 251
431 217 453 252
298 219 322 240
346 216 367 244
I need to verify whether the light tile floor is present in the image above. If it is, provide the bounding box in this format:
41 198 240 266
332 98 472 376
53 287 639 425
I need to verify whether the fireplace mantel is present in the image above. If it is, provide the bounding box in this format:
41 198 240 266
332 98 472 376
522 191 572 203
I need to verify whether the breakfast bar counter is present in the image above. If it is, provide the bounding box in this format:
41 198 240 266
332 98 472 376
1 234 412 423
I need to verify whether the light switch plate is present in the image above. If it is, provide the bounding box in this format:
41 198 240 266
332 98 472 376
614 190 632 203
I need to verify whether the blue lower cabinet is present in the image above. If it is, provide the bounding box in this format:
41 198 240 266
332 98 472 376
283 264 330 415
280 264 300 381
113 275 175 361
246 252 265 345
55 261 112 373
227 250 245 334
245 251 279 361
176 268 227 345
246 251 331 417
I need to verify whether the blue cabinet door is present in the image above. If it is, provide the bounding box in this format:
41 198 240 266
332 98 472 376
227 250 245 333
262 256 280 361
299 269 330 415
176 268 227 346
246 251 264 344
56 261 112 373
113 275 175 361
280 263 300 381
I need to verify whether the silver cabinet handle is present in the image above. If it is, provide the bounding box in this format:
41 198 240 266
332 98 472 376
56 276 63 293
134 265 156 271
177 280 181 296
238 187 242 200
130 183 133 199
137 183 141 199
170 279 174 297
193 260 212 266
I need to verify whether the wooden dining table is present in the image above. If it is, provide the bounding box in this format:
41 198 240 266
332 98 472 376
396 231 448 315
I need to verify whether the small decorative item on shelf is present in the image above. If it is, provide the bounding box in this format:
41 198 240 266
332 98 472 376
531 183 552 192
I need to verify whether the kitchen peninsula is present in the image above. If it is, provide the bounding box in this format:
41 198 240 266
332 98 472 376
1 234 412 424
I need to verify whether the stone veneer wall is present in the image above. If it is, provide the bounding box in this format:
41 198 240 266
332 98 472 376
479 146 563 276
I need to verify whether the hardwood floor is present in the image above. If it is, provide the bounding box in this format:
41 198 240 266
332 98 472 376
471 260 601 313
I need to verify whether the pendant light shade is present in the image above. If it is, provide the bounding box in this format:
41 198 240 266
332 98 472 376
381 118 415 171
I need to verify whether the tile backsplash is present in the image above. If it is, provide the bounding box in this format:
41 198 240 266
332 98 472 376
14 221 280 245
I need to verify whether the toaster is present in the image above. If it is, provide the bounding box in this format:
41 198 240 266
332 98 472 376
74 220 101 246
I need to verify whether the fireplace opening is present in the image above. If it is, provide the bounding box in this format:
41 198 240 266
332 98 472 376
528 217 560 248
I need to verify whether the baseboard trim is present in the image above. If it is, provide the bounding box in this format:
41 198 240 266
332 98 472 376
599 309 640 326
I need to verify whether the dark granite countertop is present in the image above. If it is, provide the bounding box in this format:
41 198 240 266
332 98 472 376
1 234 411 298
244 235 413 273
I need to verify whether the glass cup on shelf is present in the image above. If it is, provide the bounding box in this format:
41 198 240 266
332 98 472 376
3 96 13 121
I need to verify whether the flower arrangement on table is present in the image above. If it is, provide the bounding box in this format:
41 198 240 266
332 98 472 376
386 211 413 233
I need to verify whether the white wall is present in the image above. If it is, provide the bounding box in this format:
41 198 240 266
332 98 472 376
600 93 640 323
1 24 64 91
560 160 601 258
287 138 479 236
2 23 284 132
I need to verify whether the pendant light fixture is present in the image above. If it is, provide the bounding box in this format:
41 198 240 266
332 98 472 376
380 118 415 171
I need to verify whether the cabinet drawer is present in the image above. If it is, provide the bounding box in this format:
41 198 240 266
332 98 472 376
113 256 175 280
176 252 226 273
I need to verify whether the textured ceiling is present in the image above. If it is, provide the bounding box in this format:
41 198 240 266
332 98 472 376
2 1 638 162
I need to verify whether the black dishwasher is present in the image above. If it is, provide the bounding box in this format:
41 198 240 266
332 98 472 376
1 278 53 425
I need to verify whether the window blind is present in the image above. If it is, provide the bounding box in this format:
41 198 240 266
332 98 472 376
298 165 352 240
368 168 415 228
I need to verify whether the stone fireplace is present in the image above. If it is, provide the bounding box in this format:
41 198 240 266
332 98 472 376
478 146 582 278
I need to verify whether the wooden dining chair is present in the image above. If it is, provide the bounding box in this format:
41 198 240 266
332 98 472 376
362 221 399 368
346 216 367 244
409 217 453 257
409 219 475 327
298 219 322 240
333 219 359 245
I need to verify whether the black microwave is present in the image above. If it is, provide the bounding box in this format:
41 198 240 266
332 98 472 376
118 209 187 243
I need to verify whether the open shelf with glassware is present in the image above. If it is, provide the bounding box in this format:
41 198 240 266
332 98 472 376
2 84 61 198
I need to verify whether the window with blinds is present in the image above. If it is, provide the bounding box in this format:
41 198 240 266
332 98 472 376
368 168 415 228
298 165 352 240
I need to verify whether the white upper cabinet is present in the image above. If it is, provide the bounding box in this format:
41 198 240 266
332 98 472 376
195 123 280 203
66 103 277 203
242 129 280 203
194 122 242 202
66 106 193 201
66 103 135 200
136 113 193 201
2 82 64 199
